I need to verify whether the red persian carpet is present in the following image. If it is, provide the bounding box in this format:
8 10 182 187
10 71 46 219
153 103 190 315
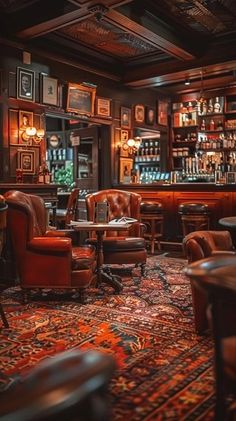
0 255 215 420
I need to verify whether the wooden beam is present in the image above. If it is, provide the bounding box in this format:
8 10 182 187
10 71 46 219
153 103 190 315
105 9 195 60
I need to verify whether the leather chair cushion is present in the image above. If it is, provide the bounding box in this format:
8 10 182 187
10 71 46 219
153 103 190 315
72 245 96 270
87 237 146 252
140 202 163 214
179 202 209 214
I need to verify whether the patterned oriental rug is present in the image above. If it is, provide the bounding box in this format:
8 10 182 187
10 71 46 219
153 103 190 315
0 255 215 420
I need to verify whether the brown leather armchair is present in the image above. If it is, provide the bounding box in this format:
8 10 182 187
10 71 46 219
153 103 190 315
183 230 235 334
4 190 96 303
85 189 147 276
0 349 115 421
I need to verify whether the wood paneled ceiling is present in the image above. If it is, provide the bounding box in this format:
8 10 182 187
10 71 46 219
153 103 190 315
0 0 236 95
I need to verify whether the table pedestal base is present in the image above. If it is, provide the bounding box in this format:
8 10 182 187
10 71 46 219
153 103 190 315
99 268 123 293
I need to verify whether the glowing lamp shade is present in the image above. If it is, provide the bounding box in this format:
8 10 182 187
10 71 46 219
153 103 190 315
127 138 135 147
36 128 45 138
25 126 37 137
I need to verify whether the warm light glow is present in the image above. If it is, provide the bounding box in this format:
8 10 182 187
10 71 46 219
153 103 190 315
36 128 45 138
25 126 37 136
127 138 135 147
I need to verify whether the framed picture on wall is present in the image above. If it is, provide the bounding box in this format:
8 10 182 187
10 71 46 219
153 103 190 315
42 75 58 106
145 106 155 125
96 97 111 117
67 83 96 115
134 104 145 123
17 148 35 174
121 107 131 129
17 67 35 102
157 99 168 126
119 157 133 183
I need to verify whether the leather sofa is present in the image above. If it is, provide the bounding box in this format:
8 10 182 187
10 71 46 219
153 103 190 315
183 230 235 334
4 190 96 303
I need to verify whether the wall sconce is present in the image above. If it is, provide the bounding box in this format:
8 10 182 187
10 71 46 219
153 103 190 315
21 126 45 144
122 136 142 155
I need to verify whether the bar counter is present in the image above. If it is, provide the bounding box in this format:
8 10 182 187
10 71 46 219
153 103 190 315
0 183 62 207
114 182 236 242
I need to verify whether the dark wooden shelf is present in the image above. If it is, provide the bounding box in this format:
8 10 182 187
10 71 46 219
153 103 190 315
173 125 198 129
173 140 196 145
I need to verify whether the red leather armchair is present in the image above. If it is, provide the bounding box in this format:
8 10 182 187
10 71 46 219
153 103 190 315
85 189 147 275
4 190 96 303
183 230 235 334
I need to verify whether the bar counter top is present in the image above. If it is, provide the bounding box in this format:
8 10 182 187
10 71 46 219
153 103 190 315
114 182 236 192
114 182 236 242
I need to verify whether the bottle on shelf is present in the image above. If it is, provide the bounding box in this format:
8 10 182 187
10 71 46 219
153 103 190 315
209 119 215 131
208 98 213 113
214 97 221 113
37 165 44 184
200 119 206 131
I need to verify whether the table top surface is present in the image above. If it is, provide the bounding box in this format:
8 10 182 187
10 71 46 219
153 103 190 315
219 216 236 227
69 221 132 231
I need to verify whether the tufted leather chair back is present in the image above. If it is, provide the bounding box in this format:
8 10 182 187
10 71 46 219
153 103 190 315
4 190 96 299
86 189 142 237
4 190 48 269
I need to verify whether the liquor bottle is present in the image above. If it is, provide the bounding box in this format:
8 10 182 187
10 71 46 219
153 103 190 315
214 97 221 113
44 163 51 184
200 119 206 131
209 119 215 131
208 98 213 113
37 166 44 183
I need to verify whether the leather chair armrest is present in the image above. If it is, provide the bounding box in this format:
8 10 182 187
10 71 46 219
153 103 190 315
211 250 236 256
129 222 146 237
28 237 72 253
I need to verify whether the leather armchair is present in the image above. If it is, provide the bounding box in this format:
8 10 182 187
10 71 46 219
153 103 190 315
85 189 147 275
185 255 236 420
0 349 115 421
4 190 96 303
183 230 235 334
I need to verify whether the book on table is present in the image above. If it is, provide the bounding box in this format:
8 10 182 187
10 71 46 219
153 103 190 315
108 217 137 225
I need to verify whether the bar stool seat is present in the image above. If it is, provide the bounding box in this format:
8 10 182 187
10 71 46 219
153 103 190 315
140 201 164 254
178 202 209 237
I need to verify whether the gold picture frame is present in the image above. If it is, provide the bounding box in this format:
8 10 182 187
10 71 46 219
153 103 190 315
96 97 111 117
67 83 96 116
134 104 145 123
119 157 133 183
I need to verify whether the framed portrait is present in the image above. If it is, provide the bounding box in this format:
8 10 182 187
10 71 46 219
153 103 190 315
96 97 111 117
19 110 33 130
67 83 96 116
42 75 58 106
119 157 133 183
121 107 131 129
157 99 168 126
134 104 145 123
121 129 129 142
17 148 35 174
226 172 236 184
145 106 155 125
17 67 35 102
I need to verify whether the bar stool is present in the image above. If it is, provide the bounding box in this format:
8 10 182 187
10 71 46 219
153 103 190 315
140 201 164 254
178 202 209 237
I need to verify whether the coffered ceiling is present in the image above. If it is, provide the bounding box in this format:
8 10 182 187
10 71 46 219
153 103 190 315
0 0 236 95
